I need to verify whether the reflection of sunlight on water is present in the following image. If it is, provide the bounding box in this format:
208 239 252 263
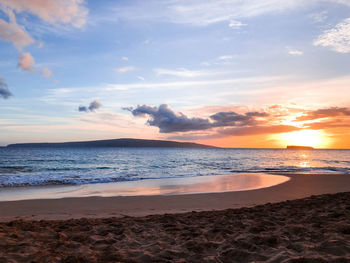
298 161 309 168
297 153 309 167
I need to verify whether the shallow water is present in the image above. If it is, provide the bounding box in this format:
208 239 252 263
0 173 290 201
0 147 349 188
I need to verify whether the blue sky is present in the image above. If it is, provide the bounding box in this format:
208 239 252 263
1 0 350 148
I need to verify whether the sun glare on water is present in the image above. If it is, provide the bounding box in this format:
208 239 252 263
279 129 329 148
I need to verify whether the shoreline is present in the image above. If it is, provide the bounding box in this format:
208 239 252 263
0 173 349 221
0 173 290 202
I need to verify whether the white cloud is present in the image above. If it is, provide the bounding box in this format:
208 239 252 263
154 68 205 78
218 55 234 60
114 0 350 27
202 55 236 67
229 20 246 28
18 52 35 71
103 75 288 91
308 11 328 23
154 68 231 78
314 17 350 53
137 76 145 81
115 66 135 73
121 56 128 61
288 49 303 56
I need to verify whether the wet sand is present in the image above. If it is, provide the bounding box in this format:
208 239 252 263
0 191 350 262
0 173 290 201
0 173 349 221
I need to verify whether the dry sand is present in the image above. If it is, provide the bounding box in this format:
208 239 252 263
0 191 350 262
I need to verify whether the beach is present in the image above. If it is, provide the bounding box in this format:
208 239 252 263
0 173 349 221
2 0 350 261
0 173 350 262
0 191 350 262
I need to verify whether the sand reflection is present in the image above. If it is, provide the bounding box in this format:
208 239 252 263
0 173 289 201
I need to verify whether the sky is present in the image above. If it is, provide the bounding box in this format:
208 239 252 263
1 0 350 148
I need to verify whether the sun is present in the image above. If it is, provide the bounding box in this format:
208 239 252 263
278 129 328 148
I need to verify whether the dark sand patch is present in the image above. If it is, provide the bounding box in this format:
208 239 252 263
0 192 350 262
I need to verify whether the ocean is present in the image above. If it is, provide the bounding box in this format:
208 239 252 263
0 147 349 188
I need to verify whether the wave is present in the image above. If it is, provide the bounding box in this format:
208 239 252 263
0 166 348 188
0 173 205 188
0 166 32 173
1 148 349 188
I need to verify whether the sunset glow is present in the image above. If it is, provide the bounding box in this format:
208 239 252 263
278 130 330 148
0 1 349 148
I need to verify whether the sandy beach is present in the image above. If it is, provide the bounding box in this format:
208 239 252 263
0 191 350 262
0 173 350 262
0 173 349 221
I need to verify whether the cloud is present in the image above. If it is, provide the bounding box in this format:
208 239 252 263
309 11 328 23
296 107 350 121
154 67 231 78
154 68 205 78
218 125 300 136
115 66 135 73
0 0 88 28
126 104 212 133
88 100 102 111
0 8 34 49
114 0 350 27
306 119 350 130
0 77 12 99
41 67 52 78
17 52 35 71
121 56 128 61
103 75 287 91
0 0 88 47
314 17 350 53
228 20 246 28
126 104 269 133
78 100 102 113
171 124 301 140
288 49 303 56
0 0 87 80
210 111 268 127
126 104 350 139
217 55 233 60
78 105 88 112
17 52 53 77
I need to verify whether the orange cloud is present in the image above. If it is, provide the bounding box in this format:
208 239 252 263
296 107 350 121
18 52 35 71
126 104 350 148
0 0 88 28
0 15 34 49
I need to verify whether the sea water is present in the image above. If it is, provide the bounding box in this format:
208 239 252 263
0 147 349 188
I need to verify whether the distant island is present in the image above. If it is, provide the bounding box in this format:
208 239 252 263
6 138 216 148
287 145 314 150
